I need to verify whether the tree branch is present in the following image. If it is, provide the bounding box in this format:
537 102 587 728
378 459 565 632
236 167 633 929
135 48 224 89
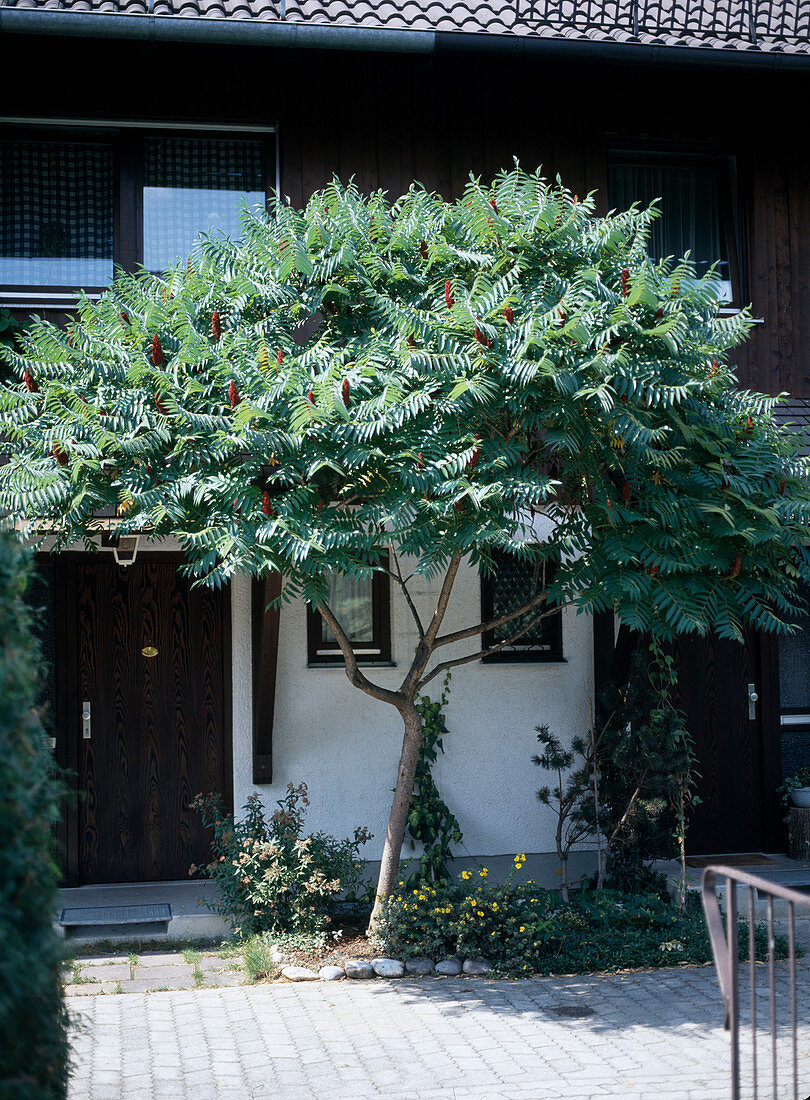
416 600 569 691
433 589 551 649
400 551 463 698
317 600 403 709
388 550 425 640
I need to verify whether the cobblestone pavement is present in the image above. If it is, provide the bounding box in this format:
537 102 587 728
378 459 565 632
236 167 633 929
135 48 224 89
67 959 809 1099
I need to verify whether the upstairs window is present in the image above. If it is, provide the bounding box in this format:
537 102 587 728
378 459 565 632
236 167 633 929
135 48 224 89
307 569 391 667
0 123 275 308
609 150 742 308
0 137 113 291
143 137 266 272
480 551 562 663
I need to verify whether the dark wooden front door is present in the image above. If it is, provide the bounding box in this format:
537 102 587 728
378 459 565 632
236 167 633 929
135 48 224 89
676 632 779 853
76 561 228 884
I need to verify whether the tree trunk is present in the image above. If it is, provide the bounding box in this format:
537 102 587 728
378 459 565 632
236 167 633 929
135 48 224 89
369 701 423 928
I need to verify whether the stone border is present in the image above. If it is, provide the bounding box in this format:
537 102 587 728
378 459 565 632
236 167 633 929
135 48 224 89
281 956 492 982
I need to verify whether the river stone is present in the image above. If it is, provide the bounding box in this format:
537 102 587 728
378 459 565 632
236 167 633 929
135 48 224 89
462 958 492 976
435 958 463 976
281 965 319 982
405 957 434 976
371 957 405 978
344 959 374 980
318 965 346 981
269 947 285 964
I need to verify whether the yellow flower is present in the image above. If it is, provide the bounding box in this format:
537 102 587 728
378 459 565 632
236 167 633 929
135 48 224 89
520 926 525 933
461 870 471 881
479 868 488 878
492 902 499 911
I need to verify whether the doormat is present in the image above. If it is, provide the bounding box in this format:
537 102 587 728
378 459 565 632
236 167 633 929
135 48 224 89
60 904 172 927
685 854 780 868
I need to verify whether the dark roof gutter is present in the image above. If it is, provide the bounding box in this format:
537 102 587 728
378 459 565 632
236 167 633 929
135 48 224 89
1 7 810 70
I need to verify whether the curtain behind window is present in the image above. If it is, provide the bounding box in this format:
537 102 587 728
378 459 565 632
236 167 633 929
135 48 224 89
143 137 265 271
0 139 113 285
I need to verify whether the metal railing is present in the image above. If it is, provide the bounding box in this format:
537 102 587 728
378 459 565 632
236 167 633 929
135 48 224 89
702 864 809 1100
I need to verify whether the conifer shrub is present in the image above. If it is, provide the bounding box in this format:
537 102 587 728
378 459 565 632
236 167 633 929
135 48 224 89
0 533 70 1100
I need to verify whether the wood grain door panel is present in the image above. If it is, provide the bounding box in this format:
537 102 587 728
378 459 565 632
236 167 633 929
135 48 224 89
77 562 227 884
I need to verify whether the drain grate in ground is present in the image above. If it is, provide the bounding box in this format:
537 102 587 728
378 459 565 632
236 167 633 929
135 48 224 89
548 1004 595 1018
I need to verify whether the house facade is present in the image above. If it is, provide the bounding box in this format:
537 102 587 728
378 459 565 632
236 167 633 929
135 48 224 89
2 0 809 887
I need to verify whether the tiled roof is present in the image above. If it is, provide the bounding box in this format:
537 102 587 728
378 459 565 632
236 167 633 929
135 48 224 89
2 0 809 56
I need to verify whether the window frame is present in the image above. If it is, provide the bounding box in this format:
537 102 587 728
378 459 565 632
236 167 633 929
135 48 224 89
0 118 278 310
480 551 563 664
306 567 392 667
607 144 745 313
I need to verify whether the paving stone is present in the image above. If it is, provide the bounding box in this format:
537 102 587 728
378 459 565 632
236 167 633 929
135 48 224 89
405 956 435 975
371 957 405 978
136 964 194 982
116 976 195 993
204 971 243 987
319 965 346 981
435 958 463 976
344 959 374 979
197 954 233 972
462 958 493 976
76 963 131 982
66 981 121 997
281 965 319 982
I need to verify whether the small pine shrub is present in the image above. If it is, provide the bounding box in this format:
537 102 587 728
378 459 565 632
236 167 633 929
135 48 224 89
191 782 372 936
0 534 70 1099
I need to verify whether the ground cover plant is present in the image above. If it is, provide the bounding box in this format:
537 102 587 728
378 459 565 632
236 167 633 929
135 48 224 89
371 862 789 977
3 165 810 924
191 781 371 936
0 533 70 1099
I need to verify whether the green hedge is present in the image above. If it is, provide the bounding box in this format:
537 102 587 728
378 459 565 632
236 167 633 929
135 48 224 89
0 535 69 1099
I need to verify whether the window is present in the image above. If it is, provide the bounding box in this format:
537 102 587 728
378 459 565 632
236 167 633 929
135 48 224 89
480 551 562 663
0 137 114 290
307 569 391 666
609 150 742 308
0 122 275 308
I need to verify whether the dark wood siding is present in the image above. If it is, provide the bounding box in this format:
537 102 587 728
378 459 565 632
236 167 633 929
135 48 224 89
4 38 810 396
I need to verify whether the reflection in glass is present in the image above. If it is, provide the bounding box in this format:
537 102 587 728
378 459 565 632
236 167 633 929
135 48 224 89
321 573 374 645
143 137 265 271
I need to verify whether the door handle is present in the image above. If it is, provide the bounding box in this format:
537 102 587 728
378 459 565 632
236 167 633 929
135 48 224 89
82 700 91 740
747 683 759 721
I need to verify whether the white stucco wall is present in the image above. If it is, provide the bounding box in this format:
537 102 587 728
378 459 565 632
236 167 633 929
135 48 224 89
231 557 594 862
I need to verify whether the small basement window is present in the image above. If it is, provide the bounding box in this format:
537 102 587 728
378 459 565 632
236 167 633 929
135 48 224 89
307 569 391 666
481 551 562 663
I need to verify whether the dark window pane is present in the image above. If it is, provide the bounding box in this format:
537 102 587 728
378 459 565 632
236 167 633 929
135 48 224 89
0 139 113 286
779 590 810 712
143 137 265 271
609 155 732 302
481 551 562 662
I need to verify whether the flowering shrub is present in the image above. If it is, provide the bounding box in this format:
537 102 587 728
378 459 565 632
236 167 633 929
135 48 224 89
372 855 788 976
191 782 372 935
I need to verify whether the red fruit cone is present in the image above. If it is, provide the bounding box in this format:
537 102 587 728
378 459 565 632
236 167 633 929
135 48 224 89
151 335 165 366
229 381 240 408
621 269 630 298
120 311 129 325
445 280 454 310
155 394 169 416
307 389 315 404
277 349 284 365
52 444 68 467
212 310 222 341
408 335 416 348
342 379 350 407
261 490 274 518
24 369 38 393
420 240 428 260
504 306 514 325
728 554 743 579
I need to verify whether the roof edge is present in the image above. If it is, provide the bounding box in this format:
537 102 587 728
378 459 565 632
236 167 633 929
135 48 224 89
1 7 810 70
